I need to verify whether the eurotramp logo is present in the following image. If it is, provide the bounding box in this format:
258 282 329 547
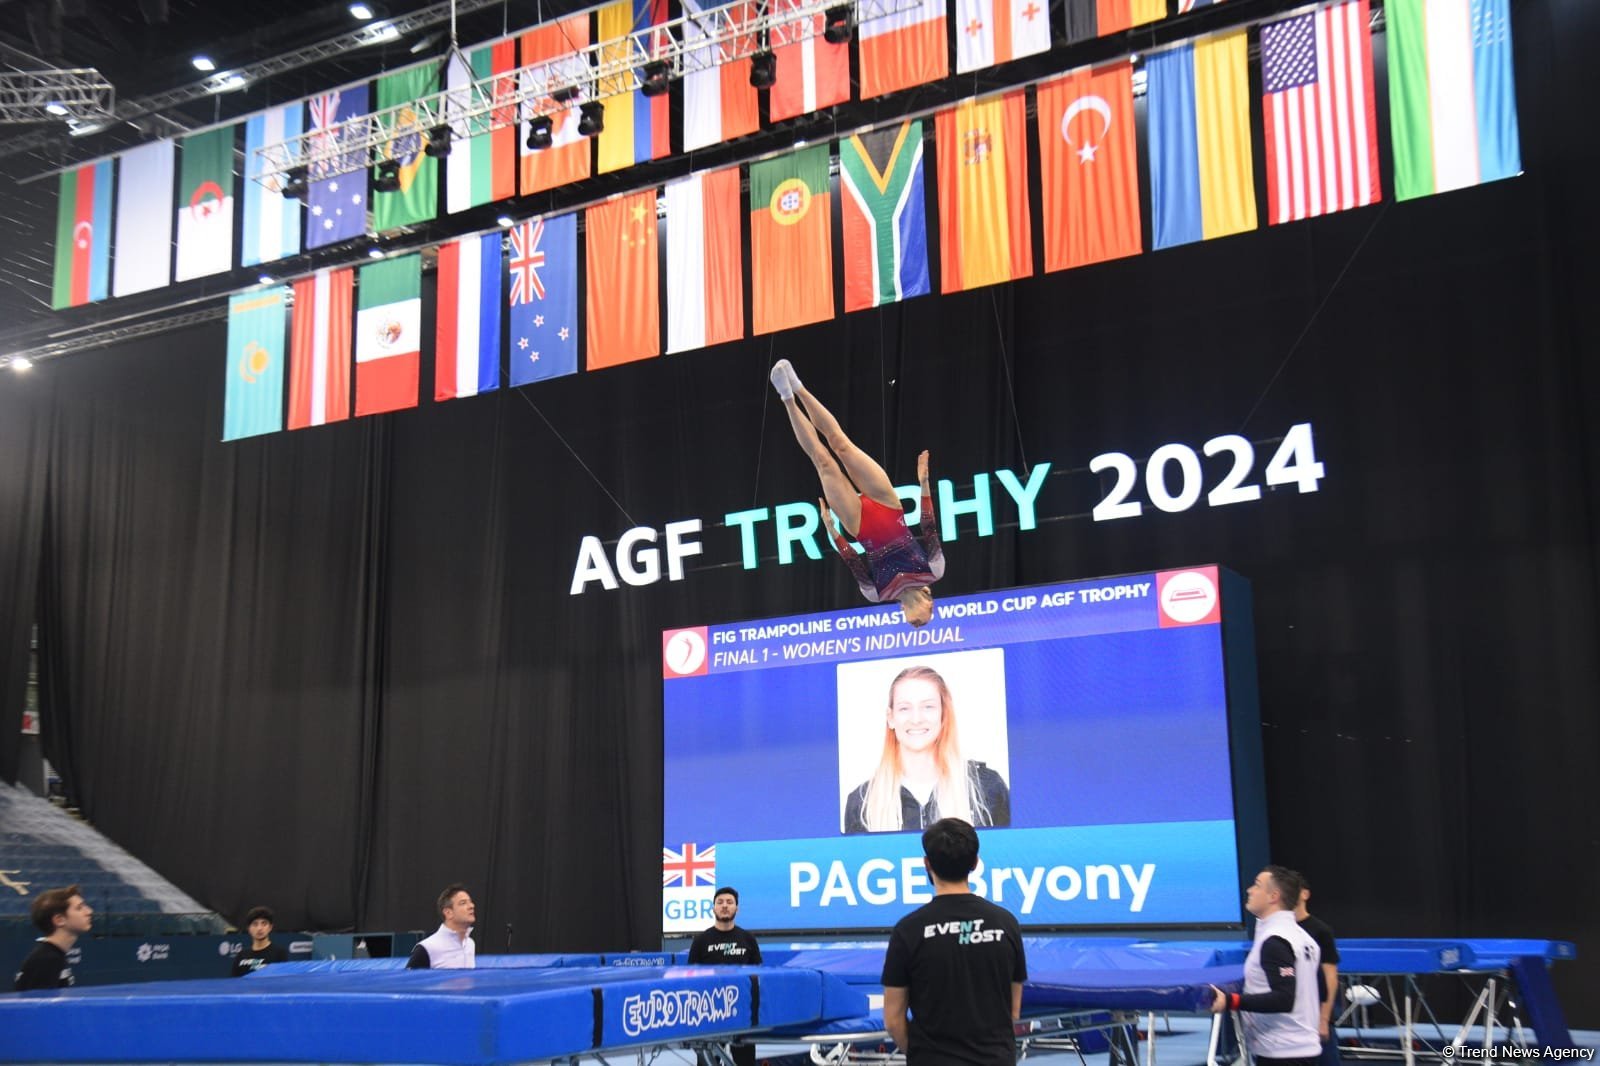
621 984 741 1038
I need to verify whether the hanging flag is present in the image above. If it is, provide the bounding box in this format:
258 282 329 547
112 139 175 298
445 42 518 213
840 121 930 312
750 145 834 335
287 267 353 430
1147 29 1257 250
306 85 370 249
1063 0 1167 42
174 126 236 282
955 0 1052 75
520 18 593 195
223 287 289 441
859 0 947 98
769 0 851 122
935 90 1033 293
243 104 303 266
508 214 580 385
373 66 440 231
1177 0 1224 10
665 168 744 354
597 0 673 172
51 159 112 310
354 253 422 416
1260 0 1379 226
683 0 760 151
1387 0 1520 201
436 233 503 401
587 190 661 369
1037 61 1142 272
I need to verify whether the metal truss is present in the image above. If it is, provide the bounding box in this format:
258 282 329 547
250 0 917 185
0 0 506 161
0 305 228 369
0 68 114 123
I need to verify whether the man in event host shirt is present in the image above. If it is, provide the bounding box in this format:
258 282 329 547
882 819 1027 1066
688 887 762 1066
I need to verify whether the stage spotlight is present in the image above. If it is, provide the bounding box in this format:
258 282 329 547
823 5 853 44
496 215 514 228
367 246 387 259
526 114 554 150
11 356 33 372
749 50 776 89
349 2 375 18
577 100 605 137
44 101 68 116
640 59 670 97
549 85 579 104
374 158 402 193
282 165 309 200
423 123 453 158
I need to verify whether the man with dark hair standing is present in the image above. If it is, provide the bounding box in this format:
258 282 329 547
407 884 476 969
231 906 290 977
1294 876 1341 1066
882 818 1026 1066
14 884 93 991
688 887 762 1066
1209 866 1322 1066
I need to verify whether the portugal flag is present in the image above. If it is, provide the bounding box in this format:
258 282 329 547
749 144 833 336
354 254 422 417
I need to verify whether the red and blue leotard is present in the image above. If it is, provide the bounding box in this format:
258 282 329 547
827 490 945 603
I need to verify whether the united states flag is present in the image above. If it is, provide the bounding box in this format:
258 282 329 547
1260 0 1380 225
663 843 717 887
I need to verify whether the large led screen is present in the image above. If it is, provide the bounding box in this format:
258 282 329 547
662 565 1263 934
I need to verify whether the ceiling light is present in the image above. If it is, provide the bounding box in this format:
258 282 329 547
640 60 670 97
192 55 216 72
44 101 68 116
367 246 386 259
373 159 402 193
205 73 249 94
496 215 514 228
349 2 375 18
12 357 33 372
281 165 309 200
363 22 401 44
422 123 453 158
823 5 853 44
749 50 776 90
577 100 605 138
258 274 275 285
525 114 553 151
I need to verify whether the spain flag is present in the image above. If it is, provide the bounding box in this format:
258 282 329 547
935 89 1034 293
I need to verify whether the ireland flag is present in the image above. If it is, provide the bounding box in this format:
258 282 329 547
354 253 421 417
175 126 236 281
1387 0 1521 201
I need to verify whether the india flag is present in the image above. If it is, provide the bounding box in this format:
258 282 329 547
1387 0 1520 201
354 253 422 417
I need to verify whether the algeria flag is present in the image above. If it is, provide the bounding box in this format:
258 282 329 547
174 126 235 282
354 253 422 417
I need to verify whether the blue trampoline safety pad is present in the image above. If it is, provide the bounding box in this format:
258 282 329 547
0 964 868 1066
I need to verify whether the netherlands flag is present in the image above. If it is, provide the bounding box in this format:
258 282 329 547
435 233 503 401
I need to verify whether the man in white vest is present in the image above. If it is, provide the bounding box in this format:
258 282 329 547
406 884 477 970
1208 866 1323 1066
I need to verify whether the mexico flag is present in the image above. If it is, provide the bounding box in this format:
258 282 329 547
354 253 422 417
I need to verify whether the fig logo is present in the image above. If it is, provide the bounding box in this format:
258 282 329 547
662 627 709 678
1156 567 1221 627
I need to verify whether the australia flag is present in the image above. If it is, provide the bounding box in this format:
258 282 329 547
306 85 370 249
508 213 579 386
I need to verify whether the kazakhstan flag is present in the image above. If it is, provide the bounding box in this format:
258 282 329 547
223 287 289 441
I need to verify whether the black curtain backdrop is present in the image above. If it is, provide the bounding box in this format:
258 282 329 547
2 0 1597 1022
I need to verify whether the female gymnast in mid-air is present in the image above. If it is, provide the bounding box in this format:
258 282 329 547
769 359 943 627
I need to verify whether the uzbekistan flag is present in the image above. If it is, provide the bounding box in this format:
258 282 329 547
51 159 112 310
436 233 503 401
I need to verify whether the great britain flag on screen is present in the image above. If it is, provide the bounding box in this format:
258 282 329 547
663 842 717 887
